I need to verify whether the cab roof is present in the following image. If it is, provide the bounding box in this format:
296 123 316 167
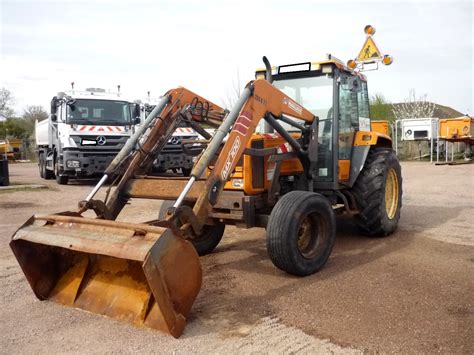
256 57 367 81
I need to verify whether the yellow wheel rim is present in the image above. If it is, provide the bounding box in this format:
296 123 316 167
385 168 399 219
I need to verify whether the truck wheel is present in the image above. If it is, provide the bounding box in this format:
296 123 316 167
351 148 402 236
40 153 54 180
38 153 45 179
44 167 54 180
158 200 225 256
55 162 69 185
266 191 336 276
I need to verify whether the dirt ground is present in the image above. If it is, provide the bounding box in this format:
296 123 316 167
1 162 473 353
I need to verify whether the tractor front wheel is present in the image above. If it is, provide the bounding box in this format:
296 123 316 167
158 200 225 256
266 191 336 276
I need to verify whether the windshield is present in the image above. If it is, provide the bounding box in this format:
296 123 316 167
273 75 333 119
256 75 334 132
66 99 131 125
272 74 335 182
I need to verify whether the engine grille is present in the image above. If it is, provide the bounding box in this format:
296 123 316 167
162 135 198 154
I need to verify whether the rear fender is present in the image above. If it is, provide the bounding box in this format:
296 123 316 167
348 131 393 187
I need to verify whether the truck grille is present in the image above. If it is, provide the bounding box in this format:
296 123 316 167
162 136 198 154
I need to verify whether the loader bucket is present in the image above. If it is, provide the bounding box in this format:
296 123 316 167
9 214 202 338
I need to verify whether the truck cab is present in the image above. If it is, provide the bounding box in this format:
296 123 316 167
36 88 141 184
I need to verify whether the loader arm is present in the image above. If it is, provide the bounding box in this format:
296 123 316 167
10 86 227 338
173 79 316 234
92 87 226 219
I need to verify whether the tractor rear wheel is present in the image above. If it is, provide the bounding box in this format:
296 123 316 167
266 191 336 276
352 147 402 236
158 200 225 256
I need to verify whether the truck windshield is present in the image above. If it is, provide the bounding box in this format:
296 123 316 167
66 99 131 125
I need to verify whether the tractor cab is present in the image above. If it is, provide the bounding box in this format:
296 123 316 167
255 57 390 190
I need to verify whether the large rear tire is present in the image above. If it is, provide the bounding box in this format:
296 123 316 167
352 147 402 236
158 200 225 256
266 191 336 276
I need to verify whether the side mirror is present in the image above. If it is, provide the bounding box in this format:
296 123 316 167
133 104 141 120
133 117 141 125
50 97 58 122
66 98 76 107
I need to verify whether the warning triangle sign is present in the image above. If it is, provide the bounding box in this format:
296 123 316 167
357 36 383 62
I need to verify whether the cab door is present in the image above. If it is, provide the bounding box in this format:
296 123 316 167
337 74 360 182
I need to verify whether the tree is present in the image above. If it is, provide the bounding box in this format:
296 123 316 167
21 105 48 135
222 68 242 110
22 105 48 123
370 93 394 122
0 118 30 139
392 89 435 120
0 87 15 118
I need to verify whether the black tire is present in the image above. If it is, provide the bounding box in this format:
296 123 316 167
38 153 45 179
158 200 225 256
266 191 336 276
191 223 225 256
44 157 54 180
351 147 402 237
40 153 54 180
55 161 69 185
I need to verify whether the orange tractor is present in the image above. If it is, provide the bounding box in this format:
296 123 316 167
10 54 402 337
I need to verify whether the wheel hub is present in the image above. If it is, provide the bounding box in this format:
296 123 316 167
385 168 399 219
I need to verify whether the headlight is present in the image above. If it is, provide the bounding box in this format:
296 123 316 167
66 160 80 168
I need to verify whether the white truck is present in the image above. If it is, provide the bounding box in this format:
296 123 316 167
36 87 141 184
140 99 216 176
154 126 207 176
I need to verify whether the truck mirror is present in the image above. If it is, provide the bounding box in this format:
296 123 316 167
66 99 76 107
50 97 58 122
133 104 141 119
134 117 141 125
50 96 58 113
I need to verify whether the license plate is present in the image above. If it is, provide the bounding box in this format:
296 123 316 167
81 139 97 146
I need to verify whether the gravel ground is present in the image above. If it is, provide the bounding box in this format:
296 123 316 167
0 162 473 353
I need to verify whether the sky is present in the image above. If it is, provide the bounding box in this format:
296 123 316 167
0 0 472 116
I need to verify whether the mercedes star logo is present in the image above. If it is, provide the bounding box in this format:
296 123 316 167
170 136 181 145
97 136 107 145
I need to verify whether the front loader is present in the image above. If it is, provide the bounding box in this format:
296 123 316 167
10 87 227 337
11 56 402 337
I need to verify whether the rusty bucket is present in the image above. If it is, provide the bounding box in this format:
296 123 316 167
10 214 202 338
